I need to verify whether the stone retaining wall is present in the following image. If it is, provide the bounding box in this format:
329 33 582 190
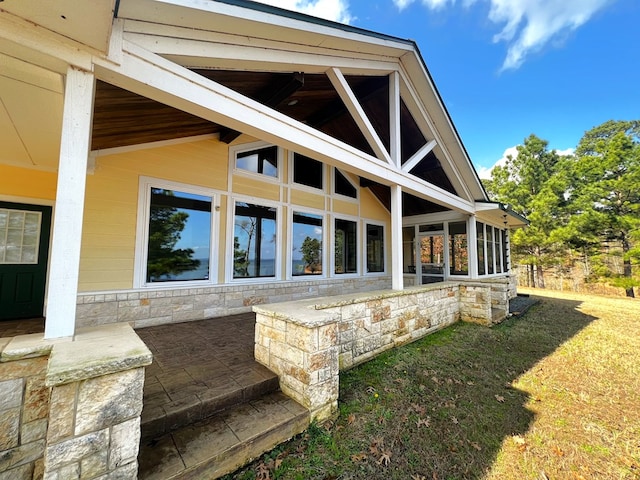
0 324 152 480
76 276 391 329
254 280 508 421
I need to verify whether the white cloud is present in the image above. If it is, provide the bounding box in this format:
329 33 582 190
476 145 517 179
555 147 574 156
486 0 613 71
477 145 574 179
253 0 354 23
393 0 613 70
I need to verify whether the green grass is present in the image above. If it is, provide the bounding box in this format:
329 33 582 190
224 289 640 480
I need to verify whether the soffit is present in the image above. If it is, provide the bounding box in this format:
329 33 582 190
0 55 63 170
0 0 116 53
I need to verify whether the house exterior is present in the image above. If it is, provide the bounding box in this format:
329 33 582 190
0 0 527 478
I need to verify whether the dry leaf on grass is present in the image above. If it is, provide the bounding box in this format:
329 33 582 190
416 417 430 428
255 462 270 480
377 450 392 466
351 453 367 463
347 413 356 425
495 394 505 402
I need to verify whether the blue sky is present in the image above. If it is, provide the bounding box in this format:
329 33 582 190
254 0 639 177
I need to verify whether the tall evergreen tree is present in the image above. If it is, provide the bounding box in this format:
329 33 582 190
484 134 569 287
562 120 640 297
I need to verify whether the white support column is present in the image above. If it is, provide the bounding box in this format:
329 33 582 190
468 215 478 278
390 184 403 290
45 66 94 339
389 71 401 168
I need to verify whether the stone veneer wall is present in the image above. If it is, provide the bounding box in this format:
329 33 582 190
76 276 391 329
254 281 506 421
0 324 152 480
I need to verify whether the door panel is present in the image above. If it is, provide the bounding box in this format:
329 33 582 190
0 202 51 320
419 234 445 284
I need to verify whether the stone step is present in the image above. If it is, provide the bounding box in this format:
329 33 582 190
138 391 310 480
141 371 280 441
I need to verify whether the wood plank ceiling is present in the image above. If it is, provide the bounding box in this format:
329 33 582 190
91 69 455 214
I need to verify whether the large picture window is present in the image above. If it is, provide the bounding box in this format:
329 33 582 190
235 145 278 178
146 188 212 283
292 211 323 276
335 218 357 274
448 221 468 275
366 223 384 273
233 202 277 279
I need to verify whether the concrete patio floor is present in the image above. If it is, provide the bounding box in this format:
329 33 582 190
135 313 280 439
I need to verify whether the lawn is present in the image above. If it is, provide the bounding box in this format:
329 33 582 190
225 289 640 480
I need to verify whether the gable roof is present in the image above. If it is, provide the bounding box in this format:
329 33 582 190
0 0 491 209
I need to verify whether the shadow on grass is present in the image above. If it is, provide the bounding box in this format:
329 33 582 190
224 295 599 480
329 295 599 480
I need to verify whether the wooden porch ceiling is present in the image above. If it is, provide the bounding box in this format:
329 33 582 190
92 69 455 214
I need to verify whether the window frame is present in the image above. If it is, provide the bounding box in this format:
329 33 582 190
134 177 219 288
289 151 326 193
332 167 359 202
363 220 386 275
447 220 469 276
332 215 360 276
227 195 282 283
288 207 327 279
229 140 282 184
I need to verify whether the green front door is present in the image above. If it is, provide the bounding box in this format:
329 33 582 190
0 202 52 320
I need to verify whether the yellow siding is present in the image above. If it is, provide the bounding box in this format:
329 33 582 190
332 198 359 217
0 165 57 200
290 189 325 210
232 175 280 200
359 188 390 222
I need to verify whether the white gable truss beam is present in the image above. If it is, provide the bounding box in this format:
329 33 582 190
389 71 401 167
93 41 473 213
397 68 474 201
402 139 437 173
326 67 393 165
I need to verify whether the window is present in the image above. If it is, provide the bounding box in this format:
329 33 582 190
335 218 357 274
366 224 384 273
448 221 468 275
486 225 494 274
0 208 41 264
235 145 278 178
402 226 416 274
293 153 323 190
146 188 212 283
292 211 323 276
233 202 277 279
476 221 485 275
494 227 502 274
501 230 509 272
334 168 357 198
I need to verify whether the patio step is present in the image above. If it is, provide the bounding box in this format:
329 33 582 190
140 365 280 440
137 391 310 480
